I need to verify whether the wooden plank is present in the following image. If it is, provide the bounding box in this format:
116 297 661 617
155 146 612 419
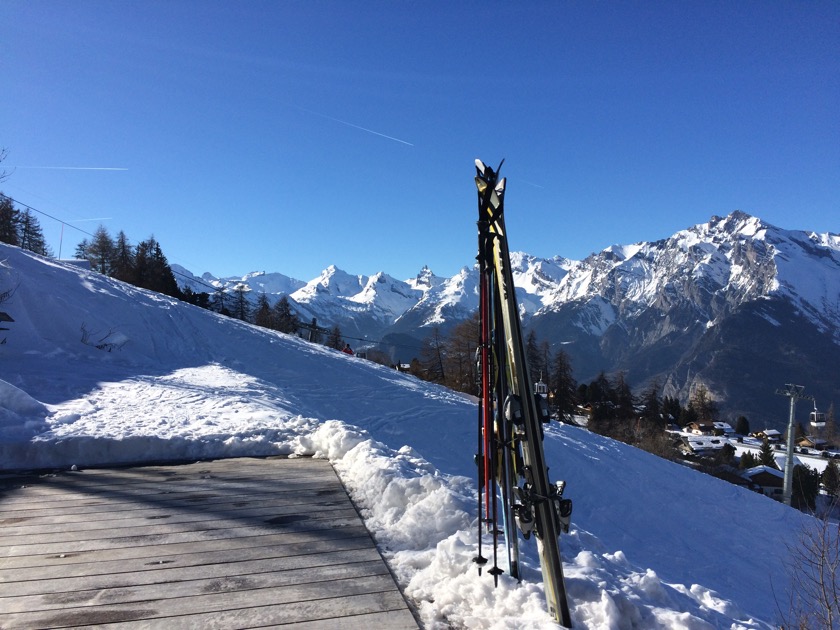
0 457 419 629
0 527 371 572
0 574 408 629
0 531 371 594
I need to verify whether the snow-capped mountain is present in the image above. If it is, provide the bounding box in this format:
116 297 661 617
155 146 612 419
175 211 840 427
528 211 840 425
172 265 306 297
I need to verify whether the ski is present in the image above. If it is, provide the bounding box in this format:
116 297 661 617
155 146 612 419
474 158 573 627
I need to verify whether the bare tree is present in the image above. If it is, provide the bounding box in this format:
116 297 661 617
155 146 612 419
778 505 840 629
0 148 10 184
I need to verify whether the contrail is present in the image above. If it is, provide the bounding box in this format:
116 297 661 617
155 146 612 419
12 166 128 171
292 106 414 147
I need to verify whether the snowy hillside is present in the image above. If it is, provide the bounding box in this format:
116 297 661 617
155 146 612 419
0 243 816 628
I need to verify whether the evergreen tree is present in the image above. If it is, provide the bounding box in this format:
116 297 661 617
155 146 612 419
326 325 344 350
714 443 737 468
548 347 576 419
679 404 699 427
792 465 821 511
662 396 683 424
253 292 272 328
821 459 840 498
612 371 635 421
0 194 20 246
271 295 299 333
130 236 181 298
18 209 50 255
759 438 778 469
86 225 116 275
231 283 251 321
735 415 750 436
525 330 544 384
74 238 89 260
690 384 719 423
212 286 230 316
639 379 662 424
111 230 134 283
148 239 181 298
587 372 613 405
739 450 758 469
181 286 211 309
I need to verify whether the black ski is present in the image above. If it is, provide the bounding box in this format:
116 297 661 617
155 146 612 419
474 158 573 627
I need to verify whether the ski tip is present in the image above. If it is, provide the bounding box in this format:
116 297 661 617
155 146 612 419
475 158 486 175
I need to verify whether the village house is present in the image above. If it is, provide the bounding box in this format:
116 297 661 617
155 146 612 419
741 465 784 500
796 435 829 450
712 422 735 436
750 429 782 444
685 422 716 436
679 435 727 456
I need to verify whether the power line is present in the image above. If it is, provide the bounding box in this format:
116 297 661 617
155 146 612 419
3 194 97 240
4 194 427 353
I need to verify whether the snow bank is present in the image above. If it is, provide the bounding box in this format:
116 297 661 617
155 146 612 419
0 244 814 628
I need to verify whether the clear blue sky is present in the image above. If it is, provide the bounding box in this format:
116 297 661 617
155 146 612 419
2 1 838 282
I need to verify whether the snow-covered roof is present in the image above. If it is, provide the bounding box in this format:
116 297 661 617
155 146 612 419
743 465 784 479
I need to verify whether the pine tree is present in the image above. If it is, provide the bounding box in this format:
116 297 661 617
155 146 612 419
74 238 89 260
690 384 719 423
212 286 230 316
326 325 344 350
792 465 821 511
130 236 181 298
679 404 699 427
735 415 750 436
662 396 683 424
525 330 543 384
111 231 134 283
271 295 299 333
18 209 50 256
612 372 635 421
0 194 20 246
821 459 840 498
253 293 272 328
148 239 181 298
231 283 251 321
639 379 662 424
548 347 576 419
759 438 778 469
87 225 116 275
739 450 758 469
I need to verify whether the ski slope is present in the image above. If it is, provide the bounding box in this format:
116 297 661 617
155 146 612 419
1 244 813 628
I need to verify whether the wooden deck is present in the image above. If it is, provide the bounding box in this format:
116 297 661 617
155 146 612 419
0 457 420 629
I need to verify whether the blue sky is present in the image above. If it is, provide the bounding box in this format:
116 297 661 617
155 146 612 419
2 1 838 283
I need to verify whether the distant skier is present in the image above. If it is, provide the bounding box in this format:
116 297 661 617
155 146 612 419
342 343 354 355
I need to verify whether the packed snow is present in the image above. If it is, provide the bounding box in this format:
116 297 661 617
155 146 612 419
1 244 816 628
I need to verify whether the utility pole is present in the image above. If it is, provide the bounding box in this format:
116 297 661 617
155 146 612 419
775 384 813 506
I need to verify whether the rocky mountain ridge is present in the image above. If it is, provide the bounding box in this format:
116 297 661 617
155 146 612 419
175 211 840 428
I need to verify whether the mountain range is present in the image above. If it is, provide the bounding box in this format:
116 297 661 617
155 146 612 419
173 211 840 430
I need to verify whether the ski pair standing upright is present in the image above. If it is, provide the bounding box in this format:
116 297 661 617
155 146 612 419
473 158 573 627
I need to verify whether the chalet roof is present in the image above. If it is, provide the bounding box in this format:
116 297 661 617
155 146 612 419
683 436 727 451
743 465 784 480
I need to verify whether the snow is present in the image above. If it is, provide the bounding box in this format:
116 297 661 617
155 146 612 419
0 243 817 629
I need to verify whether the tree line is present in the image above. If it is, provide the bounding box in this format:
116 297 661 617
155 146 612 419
0 194 51 257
